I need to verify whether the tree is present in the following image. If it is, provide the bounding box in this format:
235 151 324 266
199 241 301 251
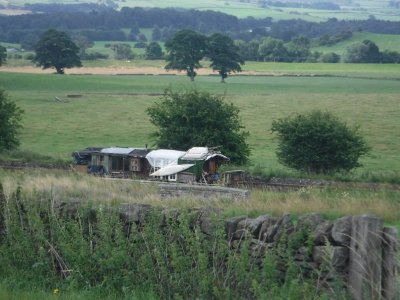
33 29 82 74
271 110 370 174
0 45 6 66
343 40 381 63
147 89 250 164
165 29 207 81
72 34 94 58
257 37 289 62
145 42 163 60
111 43 134 60
286 36 310 62
0 89 24 151
207 33 244 83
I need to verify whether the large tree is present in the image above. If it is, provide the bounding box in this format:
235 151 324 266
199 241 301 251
207 33 244 83
33 29 82 74
147 89 250 164
164 29 207 81
0 89 24 151
0 45 6 66
271 110 370 174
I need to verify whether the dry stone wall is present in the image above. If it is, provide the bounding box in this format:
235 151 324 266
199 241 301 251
57 202 399 299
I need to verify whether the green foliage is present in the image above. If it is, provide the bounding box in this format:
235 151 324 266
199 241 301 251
257 37 289 62
111 43 134 60
343 39 381 63
319 52 340 63
145 42 163 60
207 33 244 82
147 89 250 164
0 89 23 151
0 187 344 299
0 45 6 66
271 110 370 174
33 29 82 74
165 29 208 81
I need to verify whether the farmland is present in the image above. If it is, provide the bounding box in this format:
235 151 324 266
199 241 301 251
1 65 399 181
2 0 400 21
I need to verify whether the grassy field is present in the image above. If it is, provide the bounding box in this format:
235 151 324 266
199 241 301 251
0 68 399 180
3 0 400 21
311 32 400 55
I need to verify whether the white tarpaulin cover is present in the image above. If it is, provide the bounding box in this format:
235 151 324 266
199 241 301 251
180 147 208 160
150 164 194 177
145 149 186 168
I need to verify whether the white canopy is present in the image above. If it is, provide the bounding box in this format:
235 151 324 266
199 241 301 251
145 149 186 168
180 147 208 160
150 164 194 177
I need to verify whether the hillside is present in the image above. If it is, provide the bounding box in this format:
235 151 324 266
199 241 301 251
1 0 400 21
311 32 400 54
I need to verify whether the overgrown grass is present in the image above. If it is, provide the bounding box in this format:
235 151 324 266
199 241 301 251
0 174 367 299
1 170 399 225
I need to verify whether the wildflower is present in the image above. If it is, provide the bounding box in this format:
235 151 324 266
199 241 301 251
53 288 60 295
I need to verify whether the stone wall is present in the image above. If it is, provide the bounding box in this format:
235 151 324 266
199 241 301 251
158 183 249 200
115 204 399 299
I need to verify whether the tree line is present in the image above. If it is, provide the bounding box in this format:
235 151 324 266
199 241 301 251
1 7 400 46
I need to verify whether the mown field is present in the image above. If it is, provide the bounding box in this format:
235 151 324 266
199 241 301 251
1 65 400 181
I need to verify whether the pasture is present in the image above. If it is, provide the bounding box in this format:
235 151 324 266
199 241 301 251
2 0 400 21
1 67 400 181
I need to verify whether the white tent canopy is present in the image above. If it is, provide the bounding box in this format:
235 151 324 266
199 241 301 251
145 149 186 169
150 164 194 177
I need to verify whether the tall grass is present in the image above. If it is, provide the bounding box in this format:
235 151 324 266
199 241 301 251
1 170 399 224
0 176 350 299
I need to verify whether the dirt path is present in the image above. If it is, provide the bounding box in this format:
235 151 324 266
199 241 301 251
0 66 282 76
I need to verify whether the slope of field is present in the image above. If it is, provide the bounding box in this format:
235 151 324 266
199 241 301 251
0 71 399 179
2 0 400 21
311 32 400 54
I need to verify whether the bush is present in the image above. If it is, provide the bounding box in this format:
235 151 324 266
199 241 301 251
271 110 370 174
147 89 250 164
0 89 24 151
319 52 340 63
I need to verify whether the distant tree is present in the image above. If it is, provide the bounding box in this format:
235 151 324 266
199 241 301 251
0 45 6 65
147 89 250 164
343 42 369 63
286 36 310 62
319 52 340 63
271 110 370 174
362 39 380 62
0 89 24 151
152 25 162 41
165 29 208 81
20 33 39 51
111 43 134 60
72 34 94 57
257 37 289 62
380 49 400 63
207 33 244 83
343 40 380 63
145 42 163 60
138 33 147 42
33 29 81 74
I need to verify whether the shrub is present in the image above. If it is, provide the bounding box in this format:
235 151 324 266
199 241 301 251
271 110 370 174
0 89 24 151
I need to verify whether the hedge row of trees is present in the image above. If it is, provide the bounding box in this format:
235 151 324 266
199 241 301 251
1 7 400 46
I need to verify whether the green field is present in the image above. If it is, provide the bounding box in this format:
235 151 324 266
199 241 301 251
311 32 400 55
2 0 400 21
0 69 399 180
